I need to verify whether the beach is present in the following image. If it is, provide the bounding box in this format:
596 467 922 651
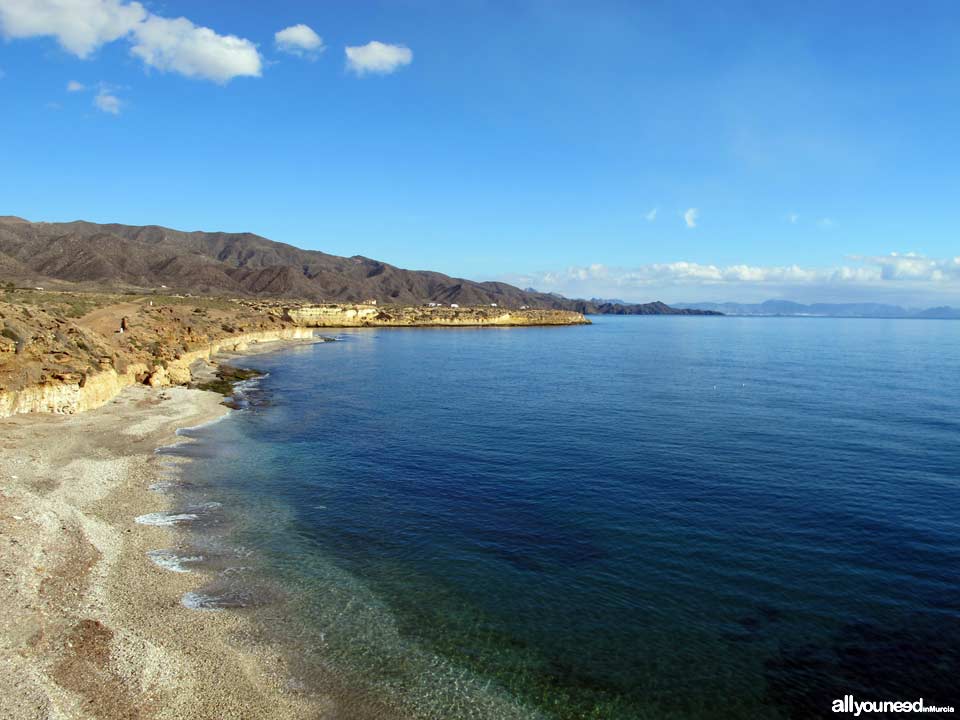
0 379 332 719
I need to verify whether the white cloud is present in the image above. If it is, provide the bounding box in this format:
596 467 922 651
66 80 85 91
0 0 261 83
0 0 146 57
131 15 261 83
787 213 799 224
504 253 960 305
93 87 121 114
684 208 699 228
818 217 834 228
345 41 412 75
645 208 658 222
275 23 323 58
849 252 960 283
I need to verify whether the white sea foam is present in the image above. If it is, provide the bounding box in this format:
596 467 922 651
220 565 252 576
234 373 268 391
181 591 224 611
188 501 222 511
149 481 175 493
174 411 232 435
147 549 204 573
135 511 199 526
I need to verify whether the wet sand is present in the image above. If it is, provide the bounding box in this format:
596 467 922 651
0 383 334 719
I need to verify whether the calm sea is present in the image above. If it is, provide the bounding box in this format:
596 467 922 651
164 316 960 719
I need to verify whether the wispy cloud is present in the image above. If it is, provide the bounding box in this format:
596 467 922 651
345 41 412 75
66 80 85 91
94 87 121 114
787 213 799 224
818 217 834 228
683 207 699 228
645 208 658 222
275 24 323 59
0 0 262 83
503 253 960 305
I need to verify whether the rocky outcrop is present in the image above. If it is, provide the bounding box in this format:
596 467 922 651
0 327 317 418
0 364 148 416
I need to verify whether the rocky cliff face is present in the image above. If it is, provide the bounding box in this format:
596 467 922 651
280 303 589 327
0 293 319 418
0 323 316 418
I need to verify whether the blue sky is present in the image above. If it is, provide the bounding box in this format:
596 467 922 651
1 0 959 304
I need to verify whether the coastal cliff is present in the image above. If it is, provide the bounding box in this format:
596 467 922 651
0 293 321 418
278 303 589 327
0 327 317 417
0 291 587 418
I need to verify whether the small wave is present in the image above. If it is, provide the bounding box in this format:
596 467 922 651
173 410 233 437
181 591 225 611
228 374 270 410
220 565 252 576
181 590 248 611
135 511 199 526
149 481 175 493
187 501 222 511
147 549 204 573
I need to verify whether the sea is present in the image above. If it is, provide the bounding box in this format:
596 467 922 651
155 316 960 719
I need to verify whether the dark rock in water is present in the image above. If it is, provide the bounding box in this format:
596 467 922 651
193 364 271 410
195 364 263 396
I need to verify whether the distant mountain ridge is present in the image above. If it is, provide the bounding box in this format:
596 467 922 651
0 217 719 316
676 300 960 319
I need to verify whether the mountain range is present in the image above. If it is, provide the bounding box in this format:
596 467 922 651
0 217 717 315
675 300 960 319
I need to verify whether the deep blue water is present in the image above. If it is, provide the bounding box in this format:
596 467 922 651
169 317 960 719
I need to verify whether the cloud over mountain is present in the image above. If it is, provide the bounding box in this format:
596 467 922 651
507 254 960 305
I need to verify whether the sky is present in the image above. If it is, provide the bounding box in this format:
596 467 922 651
1 0 959 306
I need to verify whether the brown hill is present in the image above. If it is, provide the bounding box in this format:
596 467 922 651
0 217 720 315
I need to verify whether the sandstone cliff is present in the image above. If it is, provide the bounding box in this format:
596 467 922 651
278 303 588 327
0 291 588 418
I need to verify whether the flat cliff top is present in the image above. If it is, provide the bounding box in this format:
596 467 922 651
0 290 296 394
0 290 587 399
278 301 589 326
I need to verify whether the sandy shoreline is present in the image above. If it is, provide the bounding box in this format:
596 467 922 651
0 344 335 718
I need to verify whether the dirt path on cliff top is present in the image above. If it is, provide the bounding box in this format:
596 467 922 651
76 301 144 337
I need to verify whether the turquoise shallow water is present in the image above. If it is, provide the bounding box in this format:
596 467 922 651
165 317 960 718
